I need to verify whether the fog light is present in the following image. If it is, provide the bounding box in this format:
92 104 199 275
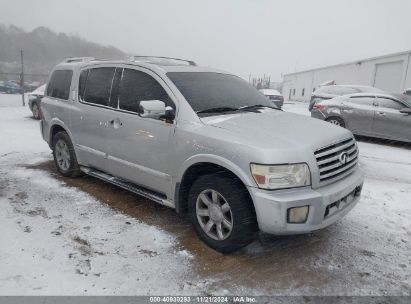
354 185 362 197
287 206 309 223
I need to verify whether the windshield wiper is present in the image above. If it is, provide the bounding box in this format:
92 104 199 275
238 104 280 111
196 105 280 115
196 107 238 114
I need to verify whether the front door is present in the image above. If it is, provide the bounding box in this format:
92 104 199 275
373 97 411 141
106 67 177 198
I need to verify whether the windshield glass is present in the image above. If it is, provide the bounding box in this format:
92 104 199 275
167 72 273 113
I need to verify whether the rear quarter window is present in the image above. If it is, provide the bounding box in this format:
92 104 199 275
46 70 73 100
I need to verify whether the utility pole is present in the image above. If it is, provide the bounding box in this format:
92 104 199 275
20 49 25 106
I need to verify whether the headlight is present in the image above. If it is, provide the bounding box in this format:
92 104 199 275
250 163 311 190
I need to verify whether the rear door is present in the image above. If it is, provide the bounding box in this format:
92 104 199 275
373 97 411 141
341 95 376 135
70 66 117 172
105 67 177 197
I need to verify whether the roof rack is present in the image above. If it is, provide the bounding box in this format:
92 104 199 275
130 55 197 66
64 57 96 63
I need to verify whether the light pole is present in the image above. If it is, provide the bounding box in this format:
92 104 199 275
20 49 25 106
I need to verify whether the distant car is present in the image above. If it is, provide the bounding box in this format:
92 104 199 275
259 89 284 108
0 81 21 94
28 84 46 119
311 92 411 143
403 88 411 96
309 85 383 111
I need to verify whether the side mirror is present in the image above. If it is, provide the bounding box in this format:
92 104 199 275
140 100 166 119
162 106 176 122
399 108 411 115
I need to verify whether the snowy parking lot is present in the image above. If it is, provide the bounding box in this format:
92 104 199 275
0 95 410 296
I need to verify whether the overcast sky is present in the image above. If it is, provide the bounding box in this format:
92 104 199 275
1 0 411 81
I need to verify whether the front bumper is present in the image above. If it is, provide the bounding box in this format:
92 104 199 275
248 167 364 234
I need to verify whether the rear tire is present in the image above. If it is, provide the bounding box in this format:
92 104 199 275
188 173 258 253
326 116 345 128
52 131 81 178
32 102 40 119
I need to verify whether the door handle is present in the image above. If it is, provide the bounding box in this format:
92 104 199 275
377 112 386 116
109 118 123 128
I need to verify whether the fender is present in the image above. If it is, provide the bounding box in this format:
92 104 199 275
48 118 74 144
326 107 343 116
176 153 256 188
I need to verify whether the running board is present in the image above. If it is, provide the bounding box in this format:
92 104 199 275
80 166 174 208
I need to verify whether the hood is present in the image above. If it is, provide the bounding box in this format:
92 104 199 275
201 109 351 151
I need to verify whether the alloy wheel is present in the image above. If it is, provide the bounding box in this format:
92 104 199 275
55 139 71 171
196 189 233 241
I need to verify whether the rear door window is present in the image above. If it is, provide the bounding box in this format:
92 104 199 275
83 67 116 106
46 70 73 100
349 96 375 106
78 69 89 101
109 68 123 108
377 98 404 110
118 69 173 113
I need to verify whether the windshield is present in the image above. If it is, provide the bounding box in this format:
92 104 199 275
167 72 273 113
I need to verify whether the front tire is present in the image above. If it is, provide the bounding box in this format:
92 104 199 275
52 131 81 177
188 173 258 253
326 116 345 128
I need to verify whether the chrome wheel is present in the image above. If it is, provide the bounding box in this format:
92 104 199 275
329 119 341 126
55 139 71 171
196 189 233 241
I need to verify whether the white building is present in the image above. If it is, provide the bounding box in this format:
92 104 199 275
282 50 411 102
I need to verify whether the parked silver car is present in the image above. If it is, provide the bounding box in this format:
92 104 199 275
311 92 411 143
40 56 364 252
309 85 383 111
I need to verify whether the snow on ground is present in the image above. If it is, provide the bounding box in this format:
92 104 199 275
0 95 410 296
0 95 205 295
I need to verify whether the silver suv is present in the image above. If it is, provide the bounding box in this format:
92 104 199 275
40 56 364 253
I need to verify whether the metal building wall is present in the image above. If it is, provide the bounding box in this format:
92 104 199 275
283 51 411 102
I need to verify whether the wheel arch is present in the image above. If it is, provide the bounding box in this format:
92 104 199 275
175 155 255 214
49 121 74 147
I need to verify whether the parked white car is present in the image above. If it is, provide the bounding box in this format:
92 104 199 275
28 84 46 119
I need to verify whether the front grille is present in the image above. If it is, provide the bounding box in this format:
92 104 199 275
314 137 358 182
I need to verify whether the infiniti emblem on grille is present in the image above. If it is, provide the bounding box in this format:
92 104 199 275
339 152 350 165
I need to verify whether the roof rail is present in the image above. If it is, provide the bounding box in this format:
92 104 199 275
64 57 95 63
130 55 197 66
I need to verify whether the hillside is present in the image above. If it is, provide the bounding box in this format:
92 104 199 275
0 25 127 79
